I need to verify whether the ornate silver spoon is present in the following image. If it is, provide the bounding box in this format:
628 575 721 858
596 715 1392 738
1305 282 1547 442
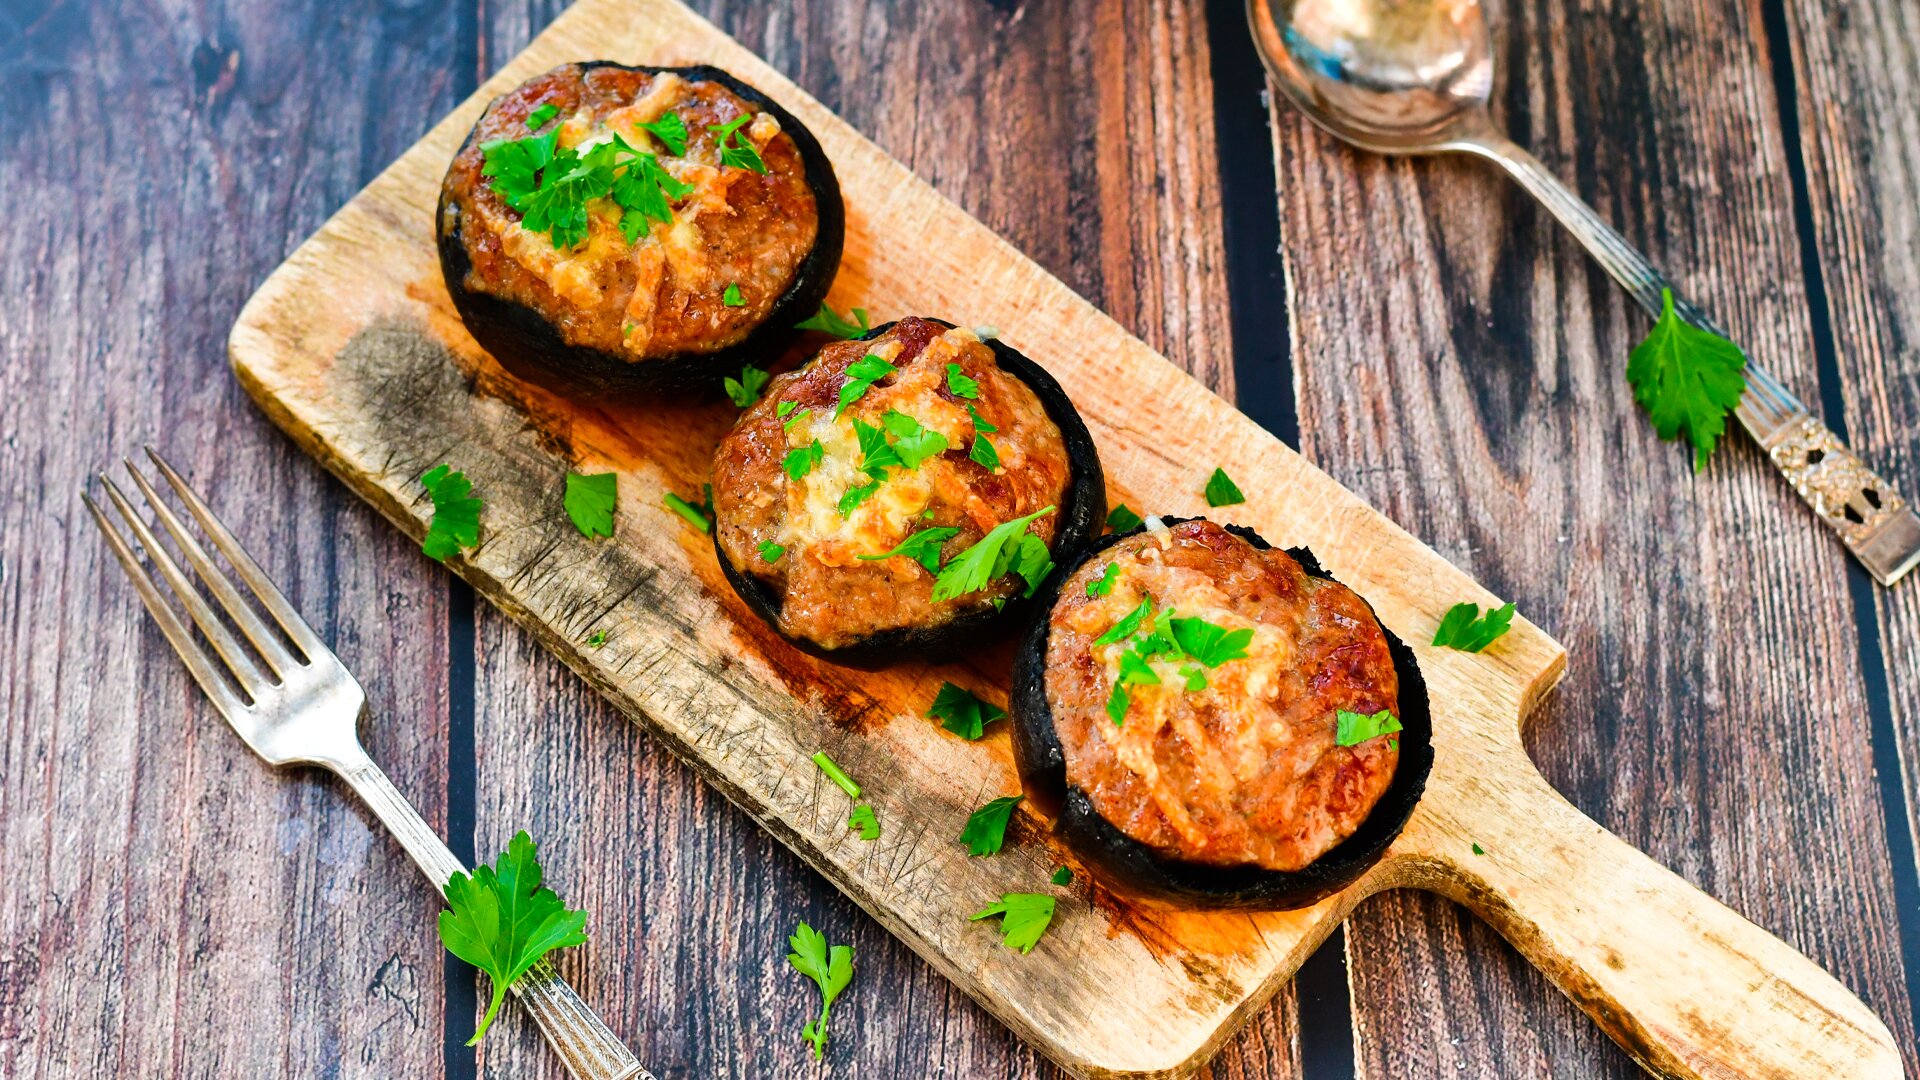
1247 0 1920 585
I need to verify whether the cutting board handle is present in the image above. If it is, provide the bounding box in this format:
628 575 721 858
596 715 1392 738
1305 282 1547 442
1402 753 1901 1078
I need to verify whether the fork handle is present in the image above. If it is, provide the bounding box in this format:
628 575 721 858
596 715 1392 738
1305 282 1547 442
337 754 654 1080
1453 130 1920 586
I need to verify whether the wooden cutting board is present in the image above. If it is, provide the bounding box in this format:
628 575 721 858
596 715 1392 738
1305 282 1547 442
227 1 1901 1075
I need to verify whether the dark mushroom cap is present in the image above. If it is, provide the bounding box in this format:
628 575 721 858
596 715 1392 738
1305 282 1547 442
1009 517 1433 908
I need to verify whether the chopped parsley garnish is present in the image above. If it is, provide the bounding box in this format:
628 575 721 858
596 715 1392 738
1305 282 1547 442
1094 595 1154 646
1180 665 1209 691
437 830 587 1046
710 114 769 173
1105 504 1143 532
480 130 693 249
848 804 880 841
777 400 798 417
525 103 559 130
946 363 980 399
925 682 1007 740
420 464 483 562
970 893 1056 954
969 433 1000 471
611 144 695 243
930 506 1055 602
480 129 557 210
1431 601 1515 653
724 364 769 408
960 795 1023 856
638 111 688 155
1050 867 1073 886
1472 843 1486 855
1627 288 1748 471
811 751 861 799
758 540 787 563
662 491 710 533
782 441 824 481
587 630 607 648
881 411 949 468
852 417 902 473
1204 467 1246 507
966 403 998 433
797 303 871 338
563 471 617 539
837 475 884 515
722 282 745 307
1087 563 1119 597
786 922 853 1059
782 405 812 432
856 526 959 573
835 354 898 417
1167 616 1254 668
1335 708 1402 747
1011 534 1053 597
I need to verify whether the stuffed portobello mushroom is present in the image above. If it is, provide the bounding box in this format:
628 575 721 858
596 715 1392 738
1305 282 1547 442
437 62 843 394
711 317 1105 666
1010 517 1432 908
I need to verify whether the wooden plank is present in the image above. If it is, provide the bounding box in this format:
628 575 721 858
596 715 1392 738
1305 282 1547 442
1258 0 1920 1070
458 2 1295 1076
1778 0 1920 1025
0 0 465 1075
227 0 1902 1073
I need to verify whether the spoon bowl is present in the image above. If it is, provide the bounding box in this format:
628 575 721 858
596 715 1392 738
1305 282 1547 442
1248 0 1495 153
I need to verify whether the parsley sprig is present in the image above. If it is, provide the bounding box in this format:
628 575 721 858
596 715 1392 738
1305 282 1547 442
480 130 693 249
786 922 853 1059
421 464 483 562
710 114 769 173
925 682 1007 740
1627 288 1748 471
960 795 1023 856
1335 708 1402 748
797 303 871 338
1431 600 1515 652
857 526 959 572
724 364 769 408
564 471 617 538
971 893 1056 954
436 831 588 1046
930 506 1055 602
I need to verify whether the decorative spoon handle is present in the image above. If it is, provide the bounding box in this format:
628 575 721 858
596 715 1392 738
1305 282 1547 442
1453 131 1920 586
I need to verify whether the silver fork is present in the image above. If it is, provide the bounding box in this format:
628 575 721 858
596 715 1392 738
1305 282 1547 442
86 448 652 1080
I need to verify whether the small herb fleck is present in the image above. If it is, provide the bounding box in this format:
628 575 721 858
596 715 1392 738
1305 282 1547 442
722 282 745 307
662 491 710 533
811 751 861 799
1050 867 1073 886
1204 467 1246 507
1105 504 1144 533
525 103 560 130
1430 601 1516 653
758 540 787 563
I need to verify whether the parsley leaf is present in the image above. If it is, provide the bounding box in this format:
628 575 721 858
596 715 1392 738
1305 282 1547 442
1204 467 1246 507
480 130 558 212
848 804 880 841
1050 867 1073 886
960 795 1023 856
562 471 617 539
420 464 483 562
1167 617 1254 668
1087 563 1119 597
836 354 898 417
783 441 824 482
587 629 607 648
811 751 861 798
931 506 1055 602
1009 533 1053 597
1627 288 1748 471
946 362 980 399
1106 504 1144 532
1431 600 1515 653
609 142 693 242
837 475 884 515
662 491 710 533
786 922 853 1059
969 433 1000 471
525 103 559 130
925 682 1007 740
758 540 787 563
722 282 745 307
520 146 612 249
1180 665 1208 691
1105 683 1131 725
638 111 688 155
852 417 903 472
437 830 587 1046
724 364 769 408
710 114 769 173
856 526 959 573
881 411 950 468
966 402 998 433
1335 708 1402 747
970 893 1056 954
1094 595 1154 646
797 303 871 338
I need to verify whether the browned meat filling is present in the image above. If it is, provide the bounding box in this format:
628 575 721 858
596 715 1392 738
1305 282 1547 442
713 318 1071 650
1043 520 1400 871
441 64 819 361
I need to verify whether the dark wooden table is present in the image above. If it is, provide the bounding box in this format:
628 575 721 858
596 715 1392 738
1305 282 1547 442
6 0 1920 1075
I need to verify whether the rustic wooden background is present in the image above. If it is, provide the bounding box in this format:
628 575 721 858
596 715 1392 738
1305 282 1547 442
5 0 1919 1076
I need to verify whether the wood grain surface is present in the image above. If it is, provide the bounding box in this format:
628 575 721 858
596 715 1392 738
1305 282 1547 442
3 0 1919 1078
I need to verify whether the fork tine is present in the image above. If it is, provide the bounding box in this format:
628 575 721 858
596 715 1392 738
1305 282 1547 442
98 474 272 699
124 460 298 678
86 493 250 721
144 447 329 661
